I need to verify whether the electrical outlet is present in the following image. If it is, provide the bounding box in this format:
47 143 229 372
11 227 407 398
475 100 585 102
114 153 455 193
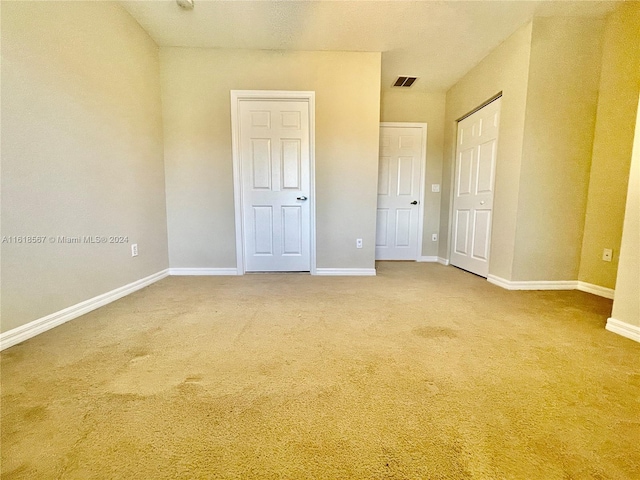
431 184 440 193
356 238 363 249
602 248 612 262
432 233 438 242
131 244 138 257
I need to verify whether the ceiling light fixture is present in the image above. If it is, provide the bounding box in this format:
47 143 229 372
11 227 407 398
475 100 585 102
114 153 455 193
176 0 195 11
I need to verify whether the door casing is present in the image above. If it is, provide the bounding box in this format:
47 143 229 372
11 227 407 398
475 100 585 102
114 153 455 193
231 90 316 275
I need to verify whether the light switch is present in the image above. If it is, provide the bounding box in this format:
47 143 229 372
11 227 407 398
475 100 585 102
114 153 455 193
431 184 440 193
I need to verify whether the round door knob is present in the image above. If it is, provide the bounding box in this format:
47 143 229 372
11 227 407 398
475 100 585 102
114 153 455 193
480 200 485 205
410 201 418 205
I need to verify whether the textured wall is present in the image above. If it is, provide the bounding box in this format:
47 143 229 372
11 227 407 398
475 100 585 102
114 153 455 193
1 2 168 333
579 3 640 289
380 89 446 258
512 17 604 281
611 95 640 329
160 48 381 270
441 23 533 279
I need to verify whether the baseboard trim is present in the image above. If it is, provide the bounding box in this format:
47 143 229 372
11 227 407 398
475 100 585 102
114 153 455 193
0 269 169 351
606 318 640 343
315 268 376 276
437 257 450 266
487 275 577 291
487 275 616 299
486 274 511 289
417 256 438 262
169 268 239 276
577 282 615 300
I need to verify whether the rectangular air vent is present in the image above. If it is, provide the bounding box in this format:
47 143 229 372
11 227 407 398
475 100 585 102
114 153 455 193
393 76 418 87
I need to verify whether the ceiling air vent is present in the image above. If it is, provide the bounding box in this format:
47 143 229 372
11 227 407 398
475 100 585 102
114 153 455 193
393 76 418 87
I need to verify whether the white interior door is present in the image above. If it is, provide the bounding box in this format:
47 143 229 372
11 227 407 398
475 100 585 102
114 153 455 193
238 99 311 272
376 124 425 260
450 97 501 277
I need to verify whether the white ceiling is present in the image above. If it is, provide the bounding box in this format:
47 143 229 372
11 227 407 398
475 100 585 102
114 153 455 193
121 0 620 91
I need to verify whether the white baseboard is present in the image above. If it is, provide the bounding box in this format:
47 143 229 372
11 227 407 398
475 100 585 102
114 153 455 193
577 281 615 300
0 269 169 351
487 275 577 291
437 257 450 266
606 318 640 343
486 274 512 289
487 275 616 299
315 268 376 276
417 256 438 262
169 268 239 276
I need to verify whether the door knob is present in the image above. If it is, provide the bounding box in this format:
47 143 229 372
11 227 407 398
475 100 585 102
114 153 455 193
410 200 418 205
480 200 485 205
297 196 308 201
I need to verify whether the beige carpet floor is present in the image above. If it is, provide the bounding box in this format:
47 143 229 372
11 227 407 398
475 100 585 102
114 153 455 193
1 262 639 479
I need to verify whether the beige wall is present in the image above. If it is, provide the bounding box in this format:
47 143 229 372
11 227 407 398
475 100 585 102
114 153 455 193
380 89 446 258
579 2 640 289
160 48 381 270
442 18 609 283
512 17 604 281
440 23 533 279
611 95 640 329
1 2 168 333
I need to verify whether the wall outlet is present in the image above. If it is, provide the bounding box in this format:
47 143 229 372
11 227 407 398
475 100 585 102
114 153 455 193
432 233 438 242
131 244 138 257
356 238 363 249
602 248 612 262
431 184 440 193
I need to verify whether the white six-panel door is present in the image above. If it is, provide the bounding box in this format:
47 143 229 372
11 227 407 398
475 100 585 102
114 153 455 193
376 124 426 260
238 99 311 272
450 98 501 277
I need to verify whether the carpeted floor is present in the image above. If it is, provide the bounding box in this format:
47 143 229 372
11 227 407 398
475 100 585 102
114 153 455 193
1 262 639 479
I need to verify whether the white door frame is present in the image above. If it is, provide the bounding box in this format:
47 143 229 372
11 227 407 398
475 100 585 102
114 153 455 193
379 122 428 260
231 90 317 275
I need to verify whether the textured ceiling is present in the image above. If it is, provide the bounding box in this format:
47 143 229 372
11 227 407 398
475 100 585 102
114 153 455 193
121 0 619 91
